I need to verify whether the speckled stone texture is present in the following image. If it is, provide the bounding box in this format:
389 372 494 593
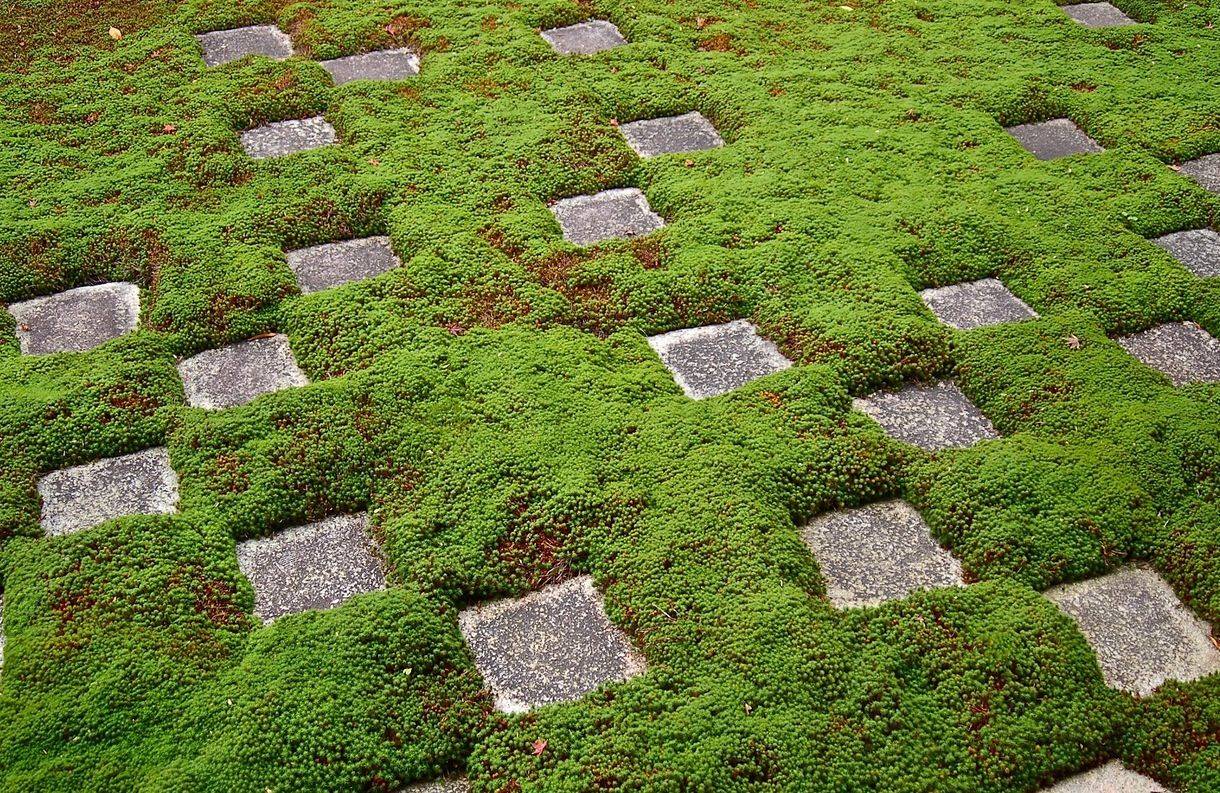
1180 154 1220 193
551 188 664 246
801 500 963 608
1154 229 1220 278
403 778 471 793
1117 321 1220 386
287 236 402 293
1005 118 1104 160
196 25 293 67
540 20 627 55
178 334 309 410
620 112 724 159
38 448 179 537
8 282 139 355
854 381 999 451
459 575 646 712
240 116 336 159
919 277 1038 330
237 514 386 623
320 49 420 85
647 319 792 399
1061 2 1136 27
1045 567 1220 696
1043 761 1167 792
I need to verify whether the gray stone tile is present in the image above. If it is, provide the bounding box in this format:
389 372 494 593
1045 566 1220 696
8 282 139 355
919 277 1037 330
196 25 294 67
647 319 792 399
801 500 963 609
1117 321 1220 386
540 20 627 55
178 334 309 410
550 188 664 247
1154 229 1220 278
402 778 471 793
459 575 645 713
1005 118 1104 160
1180 154 1220 193
1043 761 1168 792
240 116 336 160
620 112 724 159
38 448 179 537
1061 2 1136 27
286 236 402 294
320 48 420 85
854 381 999 451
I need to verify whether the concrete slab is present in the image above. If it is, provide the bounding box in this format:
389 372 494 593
240 116 336 160
551 188 664 246
620 112 724 159
320 49 420 85
1005 118 1104 160
540 20 627 55
38 448 179 537
459 576 645 712
1043 761 1167 792
1117 321 1220 386
647 319 791 399
196 25 293 67
1154 229 1220 278
178 334 309 410
1062 2 1136 27
854 381 998 451
403 778 471 793
286 236 402 294
919 277 1037 330
8 282 140 355
1180 154 1220 194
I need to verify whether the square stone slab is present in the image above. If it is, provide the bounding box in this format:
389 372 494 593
38 448 179 537
1061 2 1136 27
177 334 309 410
240 116 336 160
540 20 627 55
459 575 645 713
1180 154 1220 193
919 277 1037 330
8 282 140 355
1045 567 1220 696
619 112 724 159
801 500 963 609
196 25 294 67
404 778 471 793
854 381 999 451
647 319 792 399
1005 118 1104 160
319 48 420 85
286 236 402 294
1154 229 1220 278
550 188 664 247
1116 321 1220 386
1043 761 1168 792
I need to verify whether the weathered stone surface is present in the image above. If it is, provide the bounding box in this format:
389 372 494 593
620 112 724 159
286 236 402 294
38 448 179 537
178 334 309 410
919 277 1037 330
1043 761 1167 792
240 116 336 159
551 188 664 246
196 25 293 67
237 514 386 623
1154 229 1220 278
854 381 998 451
801 500 963 608
459 576 645 712
1117 321 1220 386
320 49 420 85
403 778 471 793
647 319 791 399
1061 2 1136 27
1180 154 1220 193
1005 118 1104 160
540 20 627 55
8 282 140 355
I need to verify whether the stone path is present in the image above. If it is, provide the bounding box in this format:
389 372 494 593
619 112 724 159
540 21 627 55
854 381 999 451
240 117 336 160
287 236 402 294
1154 229 1220 278
1043 761 1167 792
1061 2 1136 27
919 277 1038 330
1005 118 1104 160
320 49 420 85
550 188 664 246
7 282 139 355
1117 321 1220 386
647 319 791 399
178 334 309 410
196 25 294 67
1180 154 1220 193
38 448 179 537
403 777 471 793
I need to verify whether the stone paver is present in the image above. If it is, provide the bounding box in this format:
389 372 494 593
459 575 645 713
1005 118 1104 160
1154 229 1220 278
403 778 471 793
551 188 664 246
801 500 963 609
1043 761 1167 792
320 49 420 85
1061 2 1136 27
540 20 627 55
196 25 294 67
620 112 724 159
1045 566 1220 696
240 116 336 160
287 236 402 294
1117 321 1220 386
8 282 140 355
919 277 1038 330
855 381 998 451
647 319 792 399
237 514 386 623
1180 154 1220 193
38 448 179 537
178 334 309 410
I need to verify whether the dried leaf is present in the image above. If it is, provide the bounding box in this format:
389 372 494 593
109 27 122 40
1065 334 1082 350
531 739 547 755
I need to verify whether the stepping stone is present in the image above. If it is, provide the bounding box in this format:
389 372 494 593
196 25 293 67
1061 2 1136 27
38 448 179 537
1117 321 1220 386
1180 154 1220 193
854 381 998 451
177 334 308 410
319 48 419 85
1045 567 1220 696
550 188 664 247
801 500 963 608
240 116 336 160
919 277 1037 330
1043 761 1167 792
647 319 792 399
540 20 627 55
404 778 471 793
1154 229 1220 278
1005 118 1103 160
619 112 724 159
459 575 645 712
286 236 402 294
8 282 139 355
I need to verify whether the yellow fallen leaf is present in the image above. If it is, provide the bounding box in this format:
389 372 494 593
109 27 122 40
